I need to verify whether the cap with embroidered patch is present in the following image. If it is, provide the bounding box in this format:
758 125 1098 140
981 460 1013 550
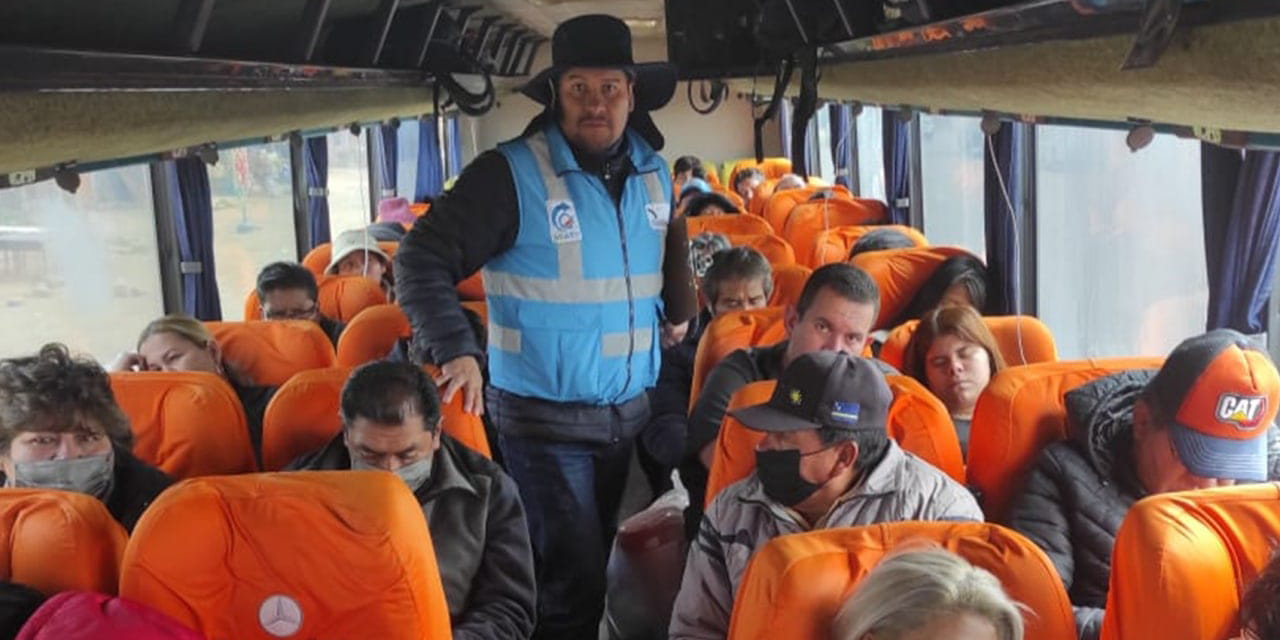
1147 329 1280 482
730 351 891 434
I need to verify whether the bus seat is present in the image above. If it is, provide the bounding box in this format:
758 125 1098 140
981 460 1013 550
781 200 887 266
746 178 778 216
724 233 796 268
461 300 488 329
730 157 793 185
763 186 854 235
879 315 1059 371
718 188 747 212
726 521 1075 640
704 376 964 507
849 246 975 329
0 489 127 596
689 308 788 412
686 213 773 238
409 202 429 217
808 224 928 268
767 264 811 308
335 304 409 368
109 372 258 478
119 472 452 640
301 241 399 278
316 275 387 323
261 366 490 471
457 271 485 300
205 320 337 387
967 357 1164 521
1101 483 1280 640
243 290 262 321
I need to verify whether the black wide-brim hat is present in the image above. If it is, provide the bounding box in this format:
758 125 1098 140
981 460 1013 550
520 14 678 113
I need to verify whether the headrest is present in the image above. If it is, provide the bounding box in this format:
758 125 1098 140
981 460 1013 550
849 246 974 329
689 307 788 412
205 320 337 387
0 489 127 595
686 214 773 238
301 241 399 279
808 224 927 267
317 275 388 323
335 304 411 369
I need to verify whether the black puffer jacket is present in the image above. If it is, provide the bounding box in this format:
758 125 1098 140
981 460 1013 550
1008 370 1280 640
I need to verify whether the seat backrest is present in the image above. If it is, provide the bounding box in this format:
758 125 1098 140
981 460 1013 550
686 213 774 238
261 366 490 471
723 233 796 268
456 271 485 300
808 224 928 268
726 521 1075 640
849 246 974 329
746 178 779 216
879 315 1059 371
110 372 258 478
1101 483 1280 640
730 157 793 185
120 472 452 639
762 186 854 235
0 489 127 595
689 308 788 411
780 200 888 266
704 375 964 507
206 320 336 387
243 289 262 321
335 304 409 368
766 264 811 308
301 241 400 278
967 357 1164 521
317 275 388 323
461 300 488 328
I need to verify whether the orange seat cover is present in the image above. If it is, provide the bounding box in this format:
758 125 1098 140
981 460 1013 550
730 158 792 186
461 300 489 329
206 320 337 387
746 178 778 216
686 214 774 238
781 200 888 266
1101 484 1280 640
808 224 928 268
243 289 262 321
457 271 485 300
704 376 964 507
120 472 452 640
261 366 490 471
849 246 975 329
762 186 854 235
880 315 1059 371
336 304 410 368
0 489 127 596
316 275 387 323
689 308 788 412
301 241 399 278
409 202 429 217
967 357 1164 521
766 264 811 308
727 521 1075 640
720 233 796 268
110 372 258 478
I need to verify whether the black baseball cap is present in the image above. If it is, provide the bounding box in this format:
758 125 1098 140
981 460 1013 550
731 351 892 434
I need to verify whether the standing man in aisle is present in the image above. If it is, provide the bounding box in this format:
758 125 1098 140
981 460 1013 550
394 14 697 640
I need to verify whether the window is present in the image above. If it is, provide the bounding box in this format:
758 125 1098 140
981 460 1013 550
920 114 986 257
327 128 371 237
0 165 163 363
810 105 835 184
395 119 421 200
1036 126 1206 359
208 142 297 320
855 106 886 202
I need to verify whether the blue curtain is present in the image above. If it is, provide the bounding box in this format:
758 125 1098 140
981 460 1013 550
1203 146 1280 333
446 115 463 182
983 124 1024 316
304 136 331 248
170 157 222 320
829 103 853 190
883 112 911 225
377 125 398 198
415 116 444 200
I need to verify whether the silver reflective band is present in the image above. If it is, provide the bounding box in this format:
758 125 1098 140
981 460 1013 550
484 272 663 304
602 328 654 357
489 324 522 353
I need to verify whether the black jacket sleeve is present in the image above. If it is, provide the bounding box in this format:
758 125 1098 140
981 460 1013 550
685 350 757 458
452 471 537 640
394 151 520 365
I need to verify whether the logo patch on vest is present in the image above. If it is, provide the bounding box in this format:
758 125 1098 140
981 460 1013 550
547 200 582 244
1215 393 1268 430
645 202 671 230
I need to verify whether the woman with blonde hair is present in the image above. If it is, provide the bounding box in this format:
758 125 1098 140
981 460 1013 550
832 549 1025 640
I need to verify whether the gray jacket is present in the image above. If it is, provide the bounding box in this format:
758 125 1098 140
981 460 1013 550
668 441 982 639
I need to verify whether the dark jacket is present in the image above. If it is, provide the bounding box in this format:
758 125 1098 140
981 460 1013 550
287 433 536 640
106 447 173 533
317 315 345 348
643 309 712 469
231 380 276 467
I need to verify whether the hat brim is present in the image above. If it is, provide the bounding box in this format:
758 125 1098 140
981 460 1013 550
520 62 678 112
1168 421 1268 482
729 402 822 434
326 245 391 275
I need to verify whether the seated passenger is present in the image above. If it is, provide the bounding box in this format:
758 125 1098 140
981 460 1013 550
731 167 765 205
676 178 713 216
256 261 344 346
1239 553 1280 640
902 305 1006 457
832 549 1025 640
1008 329 1280 640
891 254 989 327
111 316 276 459
679 263 880 538
673 155 707 195
683 192 740 217
640 247 773 495
0 344 172 532
327 228 395 301
287 361 535 639
848 228 917 259
774 173 806 192
669 352 982 639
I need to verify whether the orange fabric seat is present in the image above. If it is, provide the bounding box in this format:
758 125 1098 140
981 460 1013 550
301 241 399 278
766 264 811 308
704 376 964 507
879 315 1059 370
120 472 452 640
261 366 491 471
967 357 1164 521
730 158 792 185
457 271 485 300
689 308 788 412
762 186 854 235
808 224 928 268
780 200 888 266
243 275 387 323
205 320 337 387
0 489 127 595
1101 484 1280 640
723 233 796 268
461 300 488 329
727 521 1075 640
336 304 409 368
686 214 774 238
110 371 258 478
849 245 975 329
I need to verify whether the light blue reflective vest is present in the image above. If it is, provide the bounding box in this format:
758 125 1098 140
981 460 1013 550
486 125 671 405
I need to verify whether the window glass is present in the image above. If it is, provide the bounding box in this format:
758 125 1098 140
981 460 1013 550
855 106 886 202
812 106 835 184
396 119 420 200
0 165 163 363
920 114 986 257
327 128 371 237
208 142 296 320
1036 126 1206 359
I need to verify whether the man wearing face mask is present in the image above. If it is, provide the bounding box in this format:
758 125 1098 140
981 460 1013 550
669 351 981 639
0 344 172 533
287 361 535 640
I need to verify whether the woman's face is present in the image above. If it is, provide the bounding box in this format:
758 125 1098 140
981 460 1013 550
336 252 388 284
924 333 993 419
6 428 111 465
138 331 221 375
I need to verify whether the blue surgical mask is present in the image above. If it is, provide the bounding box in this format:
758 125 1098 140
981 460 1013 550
12 452 114 501
350 452 434 493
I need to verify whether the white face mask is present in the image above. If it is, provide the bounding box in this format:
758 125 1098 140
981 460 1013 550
12 451 114 500
349 451 434 493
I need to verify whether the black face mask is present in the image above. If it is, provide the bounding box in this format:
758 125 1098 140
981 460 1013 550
755 448 825 507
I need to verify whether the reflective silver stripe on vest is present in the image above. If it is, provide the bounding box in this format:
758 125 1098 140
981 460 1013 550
603 328 654 357
641 170 669 266
489 324 522 353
